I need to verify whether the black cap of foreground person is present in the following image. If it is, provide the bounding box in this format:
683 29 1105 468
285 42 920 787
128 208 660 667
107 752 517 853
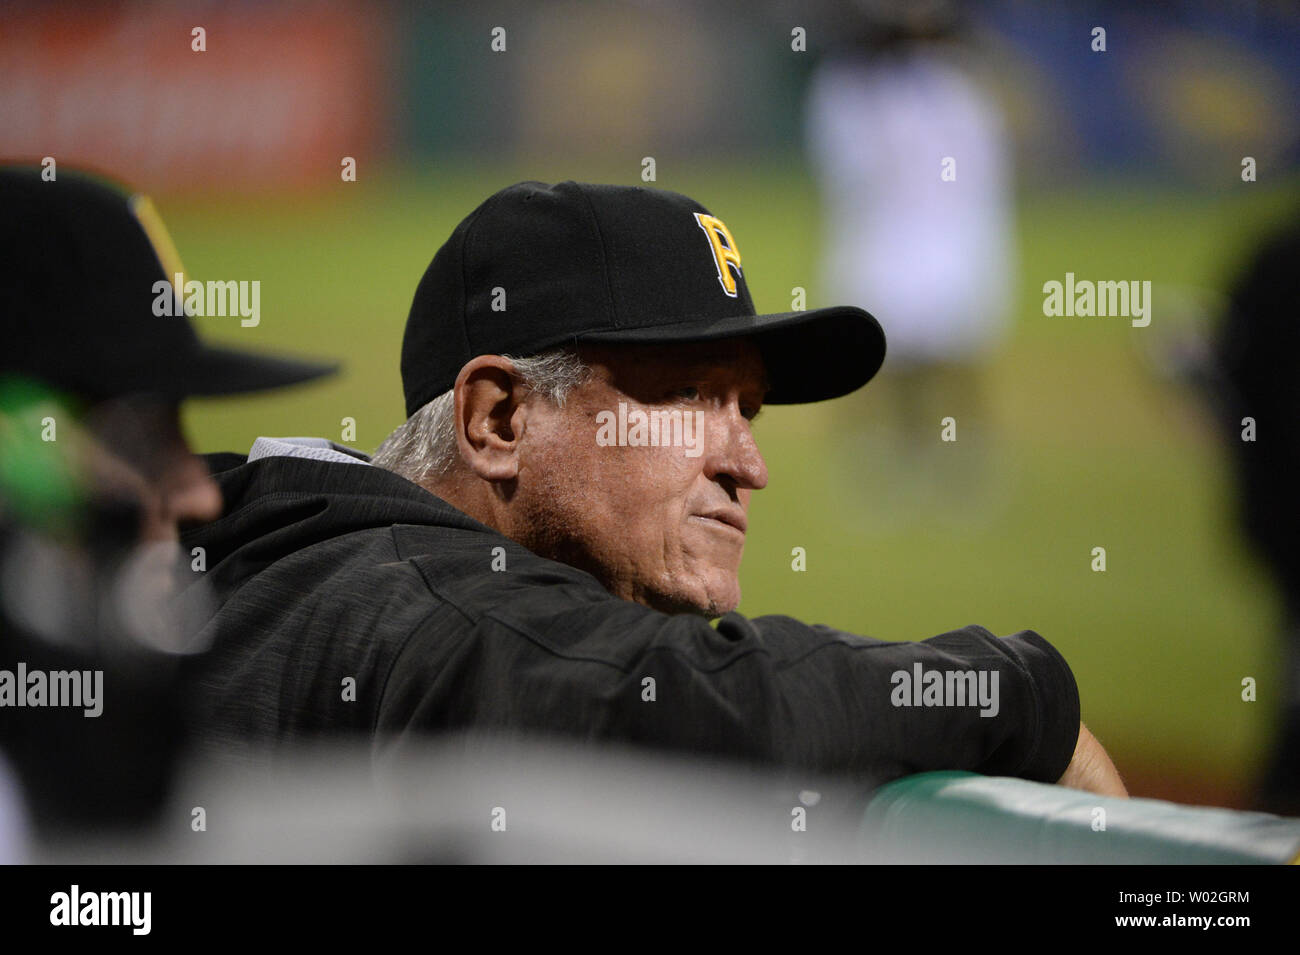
401 180 887 416
0 164 336 402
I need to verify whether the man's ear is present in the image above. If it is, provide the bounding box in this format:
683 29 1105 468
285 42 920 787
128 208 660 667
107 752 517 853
453 355 528 482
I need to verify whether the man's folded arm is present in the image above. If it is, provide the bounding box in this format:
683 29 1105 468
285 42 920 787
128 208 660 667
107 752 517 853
375 588 1080 785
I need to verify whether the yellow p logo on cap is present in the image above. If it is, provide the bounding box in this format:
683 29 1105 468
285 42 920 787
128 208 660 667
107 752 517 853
694 212 742 298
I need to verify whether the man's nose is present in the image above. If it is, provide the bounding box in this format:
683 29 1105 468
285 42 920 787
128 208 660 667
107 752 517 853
704 407 768 491
158 455 223 530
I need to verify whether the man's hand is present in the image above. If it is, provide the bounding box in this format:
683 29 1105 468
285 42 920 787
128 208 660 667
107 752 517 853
1057 722 1128 797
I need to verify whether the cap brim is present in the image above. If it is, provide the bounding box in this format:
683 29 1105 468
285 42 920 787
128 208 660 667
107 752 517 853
164 344 338 398
575 305 886 404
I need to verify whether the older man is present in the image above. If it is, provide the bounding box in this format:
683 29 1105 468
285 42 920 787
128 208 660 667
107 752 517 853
181 181 1123 795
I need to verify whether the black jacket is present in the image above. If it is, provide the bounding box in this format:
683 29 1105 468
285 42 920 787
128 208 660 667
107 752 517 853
179 453 1081 783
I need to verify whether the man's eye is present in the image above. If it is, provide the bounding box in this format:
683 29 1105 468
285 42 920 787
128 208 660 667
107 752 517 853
741 406 761 422
673 386 700 400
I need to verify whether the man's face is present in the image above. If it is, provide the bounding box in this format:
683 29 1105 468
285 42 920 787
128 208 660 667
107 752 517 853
511 338 769 617
81 396 223 545
0 395 223 652
77 398 224 642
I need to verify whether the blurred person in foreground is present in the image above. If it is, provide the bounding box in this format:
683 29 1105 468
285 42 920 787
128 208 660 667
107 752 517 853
0 165 334 848
804 1 1016 517
179 181 1123 798
1208 211 1300 816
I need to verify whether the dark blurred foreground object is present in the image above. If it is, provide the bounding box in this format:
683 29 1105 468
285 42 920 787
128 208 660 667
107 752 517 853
1209 213 1300 816
34 736 1300 864
0 164 335 845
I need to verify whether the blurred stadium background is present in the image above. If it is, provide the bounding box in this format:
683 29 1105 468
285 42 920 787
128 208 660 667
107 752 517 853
3 0 1299 809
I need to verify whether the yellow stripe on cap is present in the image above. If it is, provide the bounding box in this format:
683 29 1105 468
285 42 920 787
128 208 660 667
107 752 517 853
129 193 187 295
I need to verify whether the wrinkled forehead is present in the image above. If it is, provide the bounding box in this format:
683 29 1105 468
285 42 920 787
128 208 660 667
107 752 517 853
577 338 771 395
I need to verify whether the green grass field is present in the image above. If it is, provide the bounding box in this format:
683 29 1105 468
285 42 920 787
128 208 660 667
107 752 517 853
161 161 1300 804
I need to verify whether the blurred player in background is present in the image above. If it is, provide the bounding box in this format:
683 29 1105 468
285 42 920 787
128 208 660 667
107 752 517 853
805 0 1016 518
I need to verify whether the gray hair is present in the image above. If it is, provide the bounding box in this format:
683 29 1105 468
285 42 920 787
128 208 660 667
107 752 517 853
371 349 591 485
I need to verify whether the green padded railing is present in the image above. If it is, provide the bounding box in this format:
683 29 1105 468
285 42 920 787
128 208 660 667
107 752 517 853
859 771 1300 864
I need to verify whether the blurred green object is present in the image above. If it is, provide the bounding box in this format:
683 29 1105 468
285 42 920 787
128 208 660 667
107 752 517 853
861 771 1300 863
0 375 83 532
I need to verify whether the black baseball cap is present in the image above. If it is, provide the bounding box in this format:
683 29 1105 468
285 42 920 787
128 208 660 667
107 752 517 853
401 180 886 416
0 165 336 403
